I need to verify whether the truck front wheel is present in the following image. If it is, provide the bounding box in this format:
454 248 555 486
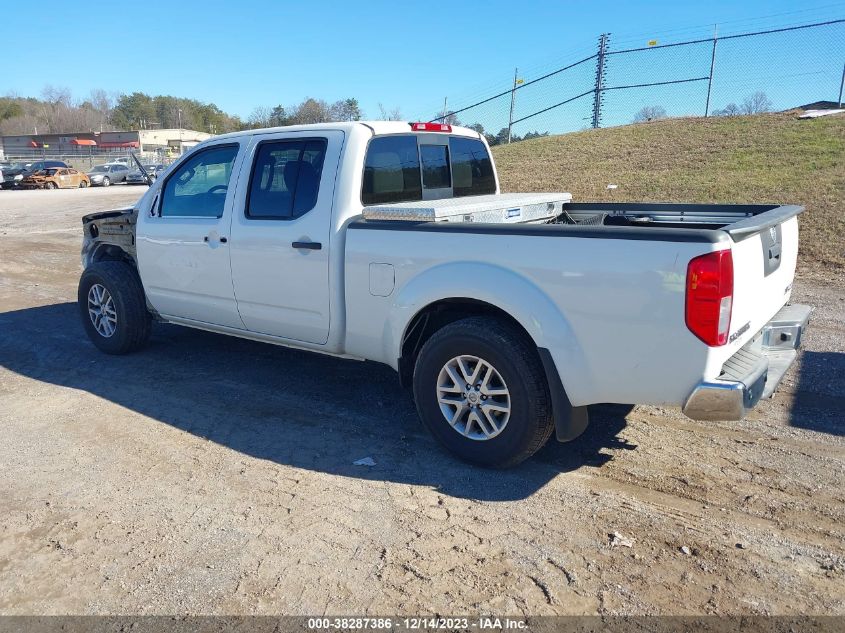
412 316 554 468
78 261 151 355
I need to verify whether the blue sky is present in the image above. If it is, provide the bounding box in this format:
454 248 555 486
3 0 843 128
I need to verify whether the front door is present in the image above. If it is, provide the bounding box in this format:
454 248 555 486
55 169 67 188
136 142 246 329
228 130 343 344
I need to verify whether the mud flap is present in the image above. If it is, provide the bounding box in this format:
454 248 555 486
538 347 590 442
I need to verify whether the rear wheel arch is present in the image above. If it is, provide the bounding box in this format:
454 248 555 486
411 314 555 467
397 294 591 447
398 298 534 387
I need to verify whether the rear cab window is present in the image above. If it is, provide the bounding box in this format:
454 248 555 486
362 136 421 205
362 133 495 205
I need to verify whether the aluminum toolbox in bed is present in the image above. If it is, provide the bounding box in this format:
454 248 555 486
362 192 572 223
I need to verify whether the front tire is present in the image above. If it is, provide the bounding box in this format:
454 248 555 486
78 261 151 354
102 176 111 187
45 181 57 190
412 317 554 468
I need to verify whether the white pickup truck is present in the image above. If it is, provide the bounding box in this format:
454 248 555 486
78 121 811 467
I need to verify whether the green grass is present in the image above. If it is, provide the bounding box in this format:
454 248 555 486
492 111 845 271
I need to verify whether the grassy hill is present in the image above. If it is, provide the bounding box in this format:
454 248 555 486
492 111 845 271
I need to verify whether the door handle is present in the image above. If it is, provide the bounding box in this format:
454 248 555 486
204 236 228 244
292 241 321 250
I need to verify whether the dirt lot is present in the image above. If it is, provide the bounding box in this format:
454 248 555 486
0 187 843 615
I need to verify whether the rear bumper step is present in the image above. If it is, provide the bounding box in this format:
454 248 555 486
682 303 812 421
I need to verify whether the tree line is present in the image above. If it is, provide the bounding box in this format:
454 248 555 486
0 87 383 136
435 111 549 146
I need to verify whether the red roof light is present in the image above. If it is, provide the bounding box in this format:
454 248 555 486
411 122 452 132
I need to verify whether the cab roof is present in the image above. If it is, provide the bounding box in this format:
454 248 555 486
212 120 483 141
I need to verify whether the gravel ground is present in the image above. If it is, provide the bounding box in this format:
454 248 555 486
0 187 843 615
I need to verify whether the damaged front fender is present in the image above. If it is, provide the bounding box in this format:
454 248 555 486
81 207 139 268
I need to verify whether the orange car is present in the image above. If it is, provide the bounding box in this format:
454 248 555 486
22 167 90 189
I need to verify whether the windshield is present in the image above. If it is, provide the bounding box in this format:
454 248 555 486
90 166 108 173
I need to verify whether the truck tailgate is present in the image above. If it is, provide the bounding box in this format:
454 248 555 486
721 212 800 356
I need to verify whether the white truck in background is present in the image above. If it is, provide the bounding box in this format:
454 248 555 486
77 121 811 467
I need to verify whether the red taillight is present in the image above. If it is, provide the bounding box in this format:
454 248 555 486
410 122 452 132
686 250 733 346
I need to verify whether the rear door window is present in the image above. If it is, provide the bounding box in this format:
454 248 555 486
448 137 496 197
362 135 422 205
247 139 327 220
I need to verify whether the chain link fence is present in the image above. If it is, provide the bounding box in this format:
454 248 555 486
1 149 177 170
430 19 845 143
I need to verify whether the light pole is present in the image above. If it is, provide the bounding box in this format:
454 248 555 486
177 108 183 155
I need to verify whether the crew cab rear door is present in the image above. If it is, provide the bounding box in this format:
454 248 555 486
228 130 343 344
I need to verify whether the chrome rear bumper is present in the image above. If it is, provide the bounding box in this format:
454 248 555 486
682 303 812 421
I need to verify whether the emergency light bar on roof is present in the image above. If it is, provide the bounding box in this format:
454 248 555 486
410 122 452 132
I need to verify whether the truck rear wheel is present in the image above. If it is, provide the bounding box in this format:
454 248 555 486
412 316 554 468
78 261 151 355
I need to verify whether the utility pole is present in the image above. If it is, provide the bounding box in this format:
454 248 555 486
705 25 719 116
507 67 518 143
592 34 610 129
839 62 845 108
443 96 448 122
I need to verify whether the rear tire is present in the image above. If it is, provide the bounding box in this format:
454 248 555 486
412 316 554 468
78 261 151 355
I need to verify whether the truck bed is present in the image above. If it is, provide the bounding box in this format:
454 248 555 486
352 202 804 245
558 202 804 241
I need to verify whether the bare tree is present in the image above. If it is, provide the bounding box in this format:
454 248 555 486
329 98 362 122
0 113 40 135
633 105 667 123
741 91 772 114
41 85 72 108
247 105 272 128
713 102 741 117
435 110 460 125
289 98 331 124
377 103 403 121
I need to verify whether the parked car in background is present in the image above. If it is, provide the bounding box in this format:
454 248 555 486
87 163 130 186
2 160 69 189
126 164 166 185
21 167 90 189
